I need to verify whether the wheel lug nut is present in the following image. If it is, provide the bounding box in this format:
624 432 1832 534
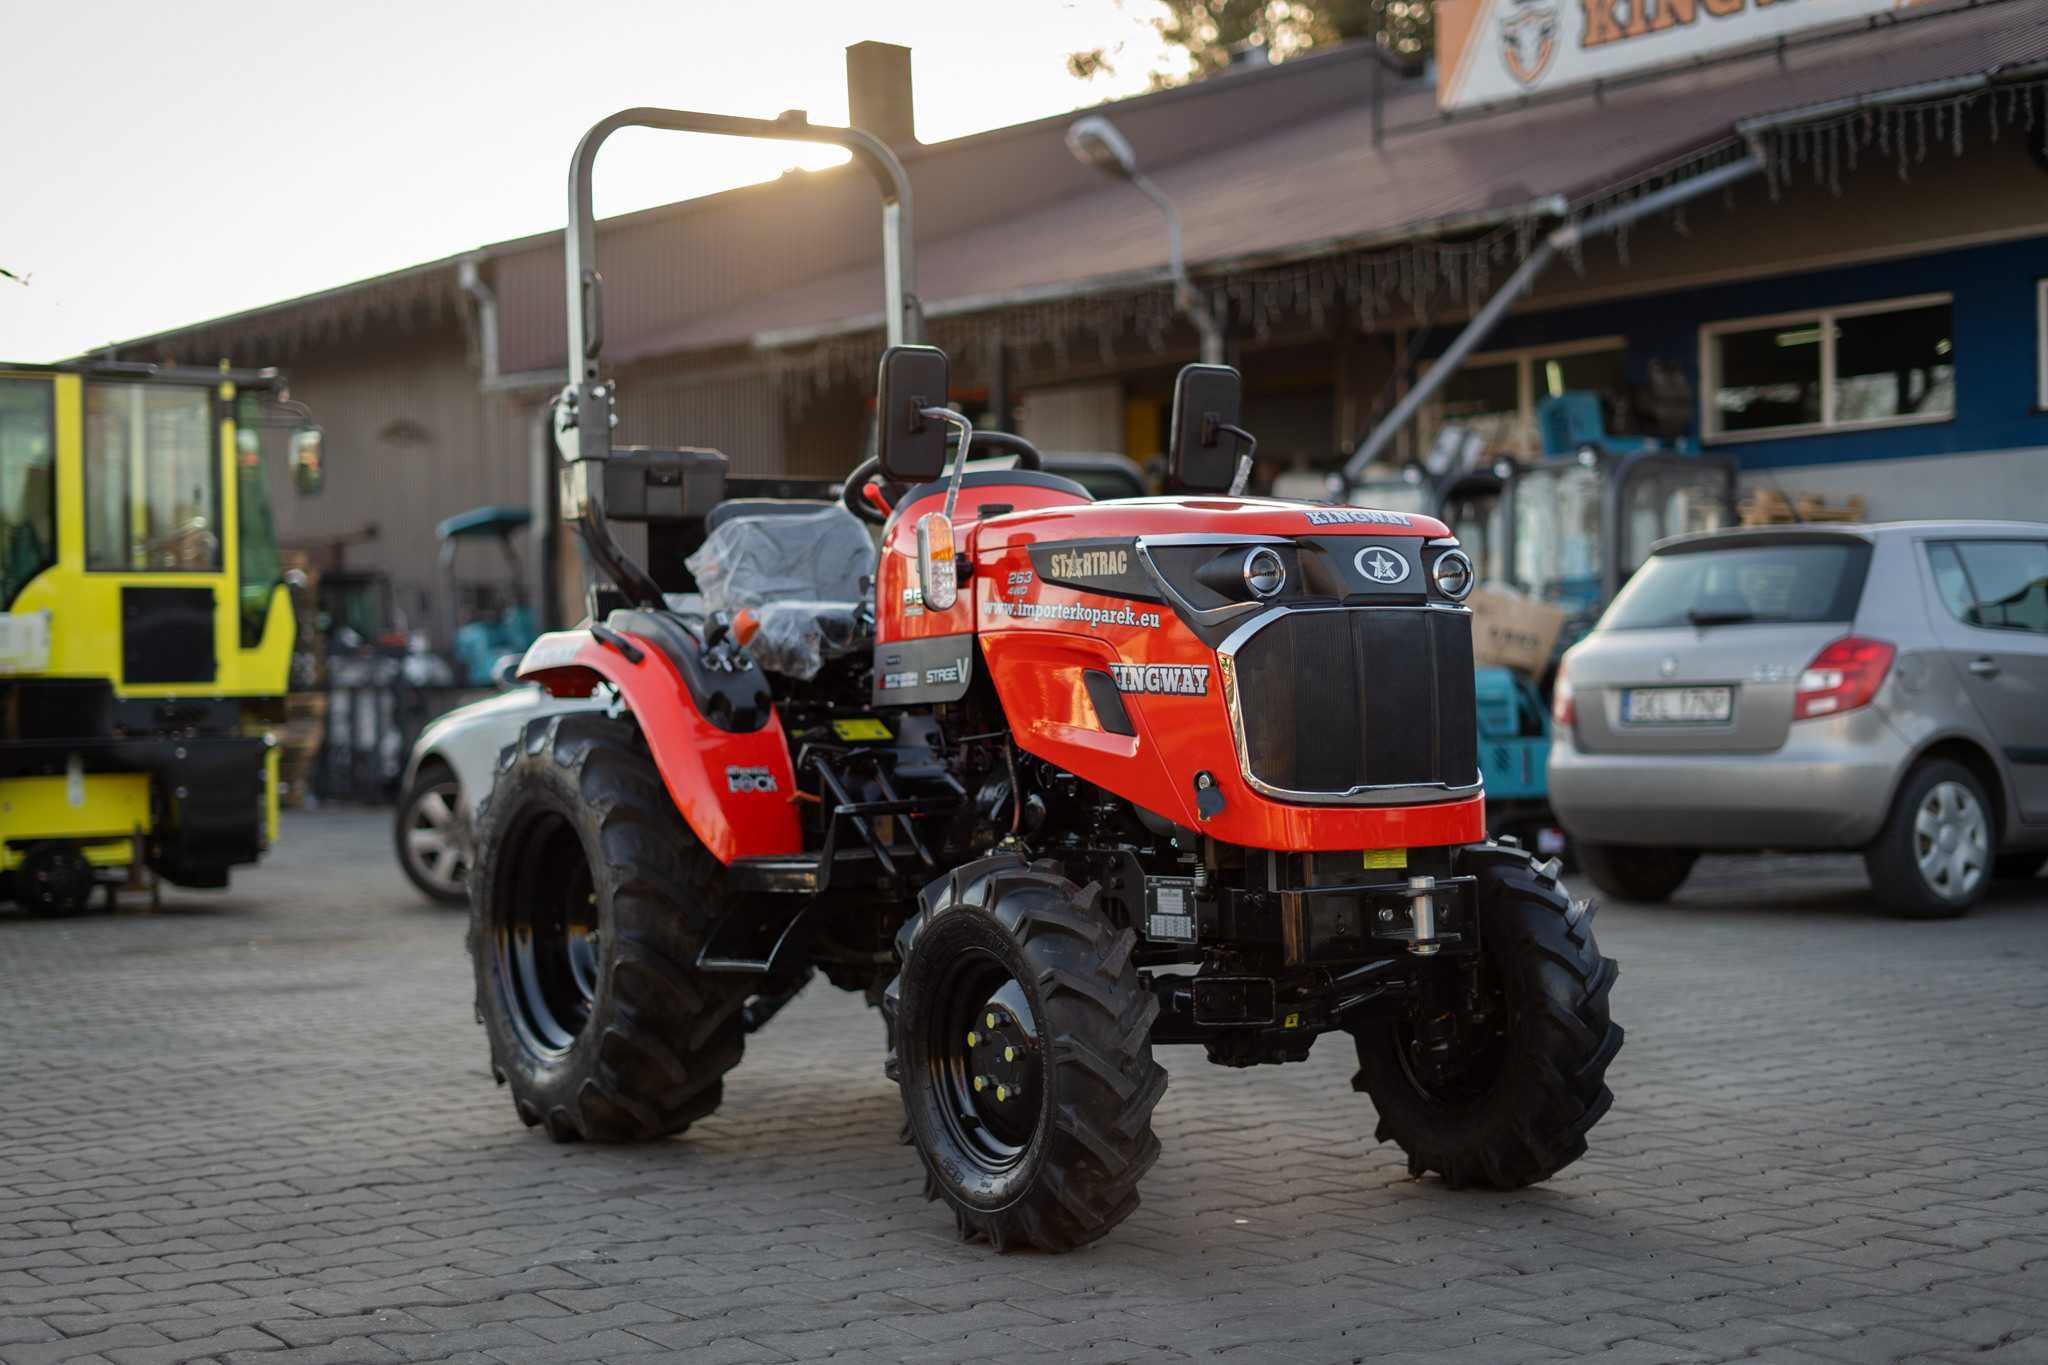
1003 1046 1015 1062
967 1031 979 1047
995 1085 1008 1101
986 1012 997 1028
973 1075 986 1092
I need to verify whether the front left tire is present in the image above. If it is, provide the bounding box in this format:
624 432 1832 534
1351 847 1622 1189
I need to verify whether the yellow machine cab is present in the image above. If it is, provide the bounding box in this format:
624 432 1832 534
1 359 321 915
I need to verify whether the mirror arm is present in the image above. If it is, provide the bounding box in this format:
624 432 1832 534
1215 422 1257 497
921 406 975 522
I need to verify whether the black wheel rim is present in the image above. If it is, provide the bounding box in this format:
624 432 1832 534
925 947 1043 1173
1395 966 1512 1107
493 812 600 1058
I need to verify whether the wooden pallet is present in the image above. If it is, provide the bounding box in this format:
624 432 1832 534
1738 489 1867 526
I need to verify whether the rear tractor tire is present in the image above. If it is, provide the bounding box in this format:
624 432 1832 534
1351 847 1622 1189
887 856 1167 1252
469 712 749 1142
1576 842 1695 904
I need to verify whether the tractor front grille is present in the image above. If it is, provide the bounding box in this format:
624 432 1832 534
1221 606 1479 802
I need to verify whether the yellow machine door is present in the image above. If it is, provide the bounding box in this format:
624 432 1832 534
0 373 58 655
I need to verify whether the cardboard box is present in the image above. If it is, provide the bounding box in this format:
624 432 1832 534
1466 585 1565 676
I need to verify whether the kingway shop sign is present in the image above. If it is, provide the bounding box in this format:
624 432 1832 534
1436 0 1933 111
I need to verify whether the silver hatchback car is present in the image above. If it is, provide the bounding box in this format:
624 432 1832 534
1550 521 2048 917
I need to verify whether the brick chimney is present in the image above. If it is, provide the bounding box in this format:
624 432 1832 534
846 41 916 148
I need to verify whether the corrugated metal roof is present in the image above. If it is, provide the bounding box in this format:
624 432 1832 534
112 0 2043 372
650 0 2047 357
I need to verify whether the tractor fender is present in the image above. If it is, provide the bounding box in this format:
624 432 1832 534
517 628 802 863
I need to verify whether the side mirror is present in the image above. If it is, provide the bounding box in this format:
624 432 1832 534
1166 363 1244 493
875 344 950 484
290 426 325 496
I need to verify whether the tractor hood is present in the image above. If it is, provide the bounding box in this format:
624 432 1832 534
976 496 1450 546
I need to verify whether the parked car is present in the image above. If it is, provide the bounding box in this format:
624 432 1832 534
1549 521 2048 917
395 685 607 904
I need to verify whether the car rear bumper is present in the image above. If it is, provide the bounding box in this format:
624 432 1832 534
1547 708 1908 850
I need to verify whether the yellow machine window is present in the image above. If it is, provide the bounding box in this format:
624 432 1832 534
0 379 56 609
234 421 284 647
84 382 221 572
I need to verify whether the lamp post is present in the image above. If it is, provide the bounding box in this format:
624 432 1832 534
1065 114 1223 365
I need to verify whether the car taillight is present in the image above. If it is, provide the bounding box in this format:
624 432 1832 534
1793 635 1895 720
1551 665 1575 729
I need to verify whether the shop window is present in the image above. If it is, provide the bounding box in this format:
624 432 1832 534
84 382 221 572
1422 337 1625 460
1701 295 1953 441
1435 358 1521 454
1 378 57 608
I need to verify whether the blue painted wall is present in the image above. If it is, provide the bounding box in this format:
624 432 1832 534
1448 233 2048 471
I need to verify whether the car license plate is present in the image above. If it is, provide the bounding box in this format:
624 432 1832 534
1623 686 1732 724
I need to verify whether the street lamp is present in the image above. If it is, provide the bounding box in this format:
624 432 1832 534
1065 114 1223 365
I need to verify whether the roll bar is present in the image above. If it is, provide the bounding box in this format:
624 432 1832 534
561 107 922 464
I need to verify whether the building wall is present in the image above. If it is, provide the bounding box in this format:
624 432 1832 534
254 320 522 640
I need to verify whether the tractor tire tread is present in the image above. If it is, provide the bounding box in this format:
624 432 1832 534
470 713 748 1146
892 855 1166 1253
1351 849 1620 1192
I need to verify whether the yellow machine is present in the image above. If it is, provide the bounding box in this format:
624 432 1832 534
0 360 319 915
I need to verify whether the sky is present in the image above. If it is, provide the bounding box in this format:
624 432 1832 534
0 0 1171 361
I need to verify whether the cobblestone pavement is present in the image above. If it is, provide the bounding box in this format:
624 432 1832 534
4 810 2047 1364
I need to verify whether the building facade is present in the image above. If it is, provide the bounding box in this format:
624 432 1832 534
98 3 2048 640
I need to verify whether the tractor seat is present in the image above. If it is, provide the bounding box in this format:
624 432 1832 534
685 502 877 679
704 497 836 533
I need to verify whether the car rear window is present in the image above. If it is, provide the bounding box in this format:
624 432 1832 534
1602 540 1872 630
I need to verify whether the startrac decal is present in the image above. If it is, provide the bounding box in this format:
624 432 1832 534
725 765 779 793
1048 546 1128 579
1305 508 1413 527
1109 662 1210 696
1028 539 1158 601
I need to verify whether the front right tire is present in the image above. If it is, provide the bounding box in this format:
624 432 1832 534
888 856 1167 1252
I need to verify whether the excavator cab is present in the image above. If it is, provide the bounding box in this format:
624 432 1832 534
0 361 317 914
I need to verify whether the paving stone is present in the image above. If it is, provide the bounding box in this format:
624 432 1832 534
6 819 2048 1364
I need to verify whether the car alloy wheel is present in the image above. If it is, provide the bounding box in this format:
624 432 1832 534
1914 779 1987 902
403 779 470 898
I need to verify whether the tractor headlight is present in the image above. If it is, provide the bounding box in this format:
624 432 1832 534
1430 548 1475 602
1241 546 1287 599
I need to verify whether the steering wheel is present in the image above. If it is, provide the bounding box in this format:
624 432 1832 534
840 432 1046 527
951 429 1043 471
842 457 888 525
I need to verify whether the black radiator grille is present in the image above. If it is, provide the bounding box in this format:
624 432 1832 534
1228 607 1478 799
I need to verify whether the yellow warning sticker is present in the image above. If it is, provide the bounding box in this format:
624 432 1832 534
1282 1012 1301 1030
831 718 893 741
1362 848 1407 870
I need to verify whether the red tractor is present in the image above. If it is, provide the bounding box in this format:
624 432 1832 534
470 108 1621 1252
